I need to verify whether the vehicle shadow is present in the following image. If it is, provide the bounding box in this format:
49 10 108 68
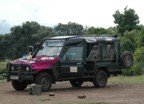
51 86 96 92
5 84 119 95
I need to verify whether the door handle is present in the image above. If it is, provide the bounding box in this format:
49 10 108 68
77 62 82 65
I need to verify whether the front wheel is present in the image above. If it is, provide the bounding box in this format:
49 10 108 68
70 80 83 87
35 72 52 92
93 70 107 88
12 81 27 91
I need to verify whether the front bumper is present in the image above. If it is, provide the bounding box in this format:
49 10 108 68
7 63 36 81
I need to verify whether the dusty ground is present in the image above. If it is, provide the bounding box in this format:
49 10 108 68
0 81 144 104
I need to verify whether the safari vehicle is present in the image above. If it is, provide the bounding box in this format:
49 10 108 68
7 35 133 91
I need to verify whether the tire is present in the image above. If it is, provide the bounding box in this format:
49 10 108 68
121 51 133 68
35 72 52 92
70 80 83 87
93 70 107 88
12 81 27 91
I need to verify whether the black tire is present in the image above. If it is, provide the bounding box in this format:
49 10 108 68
70 80 83 87
12 81 27 91
121 51 133 68
93 70 107 88
35 72 52 92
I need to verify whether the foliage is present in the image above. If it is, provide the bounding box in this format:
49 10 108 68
84 27 117 36
113 7 140 35
86 27 107 35
122 69 134 76
122 46 144 76
54 22 83 36
137 26 144 48
0 34 12 60
0 76 4 80
0 62 7 74
118 25 144 76
120 30 139 53
132 47 144 75
0 21 55 59
0 35 5 61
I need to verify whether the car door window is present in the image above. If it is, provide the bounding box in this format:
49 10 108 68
102 43 115 60
87 45 100 61
63 47 83 60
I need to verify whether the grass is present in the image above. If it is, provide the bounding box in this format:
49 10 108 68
108 75 144 85
0 62 7 80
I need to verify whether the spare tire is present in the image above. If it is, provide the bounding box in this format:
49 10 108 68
121 51 133 68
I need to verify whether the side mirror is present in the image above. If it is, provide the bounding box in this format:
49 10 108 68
35 42 43 50
35 42 41 48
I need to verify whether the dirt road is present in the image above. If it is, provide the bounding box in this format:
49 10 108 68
0 81 144 104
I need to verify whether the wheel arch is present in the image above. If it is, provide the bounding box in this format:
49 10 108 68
35 69 56 83
93 67 108 88
95 66 110 78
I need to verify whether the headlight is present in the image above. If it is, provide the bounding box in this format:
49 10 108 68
11 66 14 70
26 66 30 71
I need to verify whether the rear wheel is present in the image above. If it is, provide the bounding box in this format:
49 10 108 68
35 72 52 92
93 70 107 88
121 51 133 68
70 80 83 87
12 81 27 91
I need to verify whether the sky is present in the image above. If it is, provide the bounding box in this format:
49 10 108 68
0 0 144 34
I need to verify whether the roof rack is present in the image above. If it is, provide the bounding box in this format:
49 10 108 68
99 34 118 38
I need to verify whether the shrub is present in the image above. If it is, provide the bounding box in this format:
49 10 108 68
132 47 144 75
0 62 7 74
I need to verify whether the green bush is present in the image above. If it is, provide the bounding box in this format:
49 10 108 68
122 47 144 76
132 47 144 75
0 76 5 80
0 62 7 74
122 69 134 76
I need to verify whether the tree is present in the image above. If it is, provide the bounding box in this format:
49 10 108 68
54 22 83 36
86 27 107 35
0 35 4 41
113 7 140 35
83 26 118 36
9 22 41 58
36 26 56 40
136 26 144 48
0 34 14 59
3 21 55 59
0 35 5 60
120 30 138 53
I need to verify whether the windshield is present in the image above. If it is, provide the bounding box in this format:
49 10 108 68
36 40 64 57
